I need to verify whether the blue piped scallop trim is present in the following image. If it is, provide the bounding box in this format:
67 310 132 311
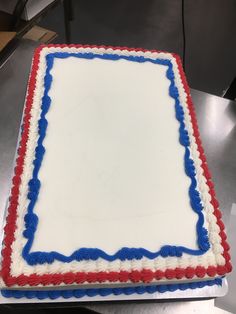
22 52 210 265
1 278 222 300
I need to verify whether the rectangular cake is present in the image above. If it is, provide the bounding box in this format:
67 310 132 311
0 45 231 299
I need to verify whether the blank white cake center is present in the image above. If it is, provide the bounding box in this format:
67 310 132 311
31 56 198 255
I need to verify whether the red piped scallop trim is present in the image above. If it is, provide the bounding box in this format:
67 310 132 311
0 44 232 287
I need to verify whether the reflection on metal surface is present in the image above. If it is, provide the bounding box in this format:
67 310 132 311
87 299 229 314
202 97 234 140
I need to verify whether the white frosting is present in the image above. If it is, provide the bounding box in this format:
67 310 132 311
7 47 225 282
30 55 197 254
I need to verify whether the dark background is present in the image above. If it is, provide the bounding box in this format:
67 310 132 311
39 0 236 97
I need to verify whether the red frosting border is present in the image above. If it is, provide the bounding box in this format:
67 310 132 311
0 44 232 287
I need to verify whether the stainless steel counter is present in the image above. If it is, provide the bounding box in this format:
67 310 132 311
0 39 235 313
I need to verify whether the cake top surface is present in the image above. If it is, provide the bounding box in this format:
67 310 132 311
32 51 196 255
0 45 231 288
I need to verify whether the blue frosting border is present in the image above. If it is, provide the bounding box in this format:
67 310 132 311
22 52 210 265
1 278 222 300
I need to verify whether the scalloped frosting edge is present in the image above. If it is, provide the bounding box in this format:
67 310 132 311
1 277 222 299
